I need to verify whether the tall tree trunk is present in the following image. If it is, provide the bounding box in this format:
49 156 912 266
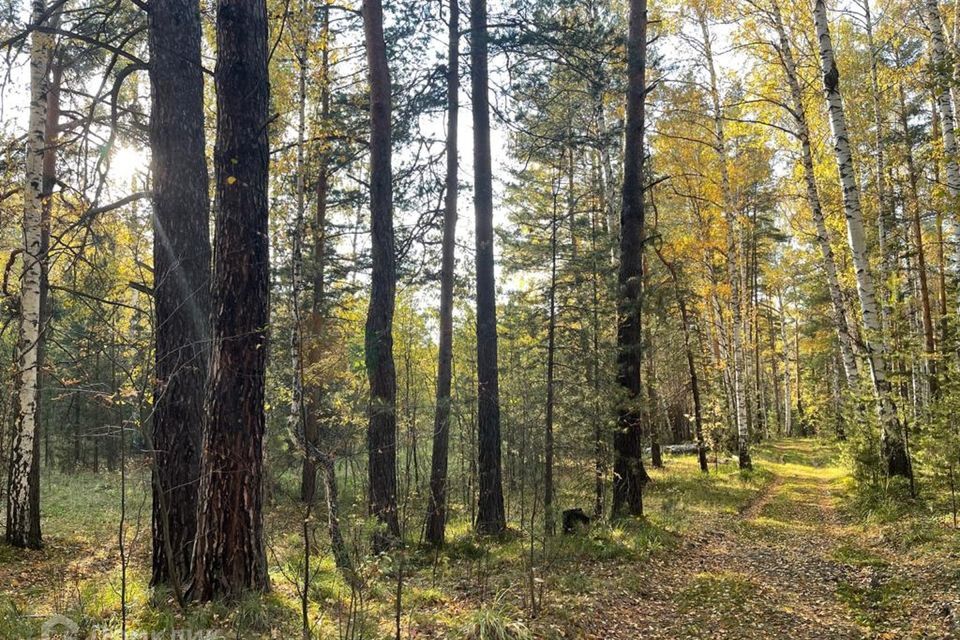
303 5 327 503
769 0 860 390
684 297 709 471
896 79 938 396
931 101 950 347
645 326 663 469
544 173 559 536
425 0 459 546
148 0 211 587
592 93 618 264
778 293 792 437
297 4 352 576
768 313 782 434
813 0 912 479
190 0 271 600
750 227 766 439
863 0 895 333
925 0 960 313
32 32 59 542
698 10 751 469
471 0 506 535
363 0 400 547
589 178 606 516
291 10 309 502
7 0 53 550
612 0 649 519
795 317 805 434
656 245 708 472
588 0 617 265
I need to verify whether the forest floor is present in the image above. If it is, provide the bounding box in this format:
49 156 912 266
0 439 958 639
583 440 960 640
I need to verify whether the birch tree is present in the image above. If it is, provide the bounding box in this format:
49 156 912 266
6 0 54 550
813 0 912 478
924 0 960 290
767 0 860 390
697 7 751 469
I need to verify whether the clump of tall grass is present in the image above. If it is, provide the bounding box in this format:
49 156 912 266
456 594 531 640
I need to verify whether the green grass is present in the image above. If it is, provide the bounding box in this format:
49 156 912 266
455 594 532 640
835 574 909 629
0 448 774 638
829 543 888 568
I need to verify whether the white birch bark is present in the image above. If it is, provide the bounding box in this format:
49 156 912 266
595 97 619 264
769 0 860 390
924 0 960 285
862 0 898 338
813 0 910 476
949 0 960 136
699 10 751 468
7 0 52 548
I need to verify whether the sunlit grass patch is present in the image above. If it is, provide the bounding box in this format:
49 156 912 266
830 543 888 568
738 515 792 540
650 459 772 520
835 574 909 628
757 438 842 468
548 518 674 563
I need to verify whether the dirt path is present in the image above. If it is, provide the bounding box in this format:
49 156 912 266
585 441 960 640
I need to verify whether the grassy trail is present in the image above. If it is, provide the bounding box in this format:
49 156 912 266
588 439 959 639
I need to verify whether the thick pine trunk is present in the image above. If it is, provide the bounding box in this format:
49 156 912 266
148 0 211 587
813 0 912 479
363 0 400 547
699 10 751 469
471 0 506 535
612 0 649 519
190 0 271 600
425 0 459 546
770 1 860 391
7 0 53 550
